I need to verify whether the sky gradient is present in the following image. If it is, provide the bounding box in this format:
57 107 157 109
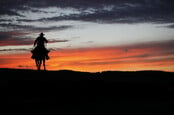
0 0 174 72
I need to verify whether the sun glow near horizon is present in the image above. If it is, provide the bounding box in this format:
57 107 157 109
0 42 174 72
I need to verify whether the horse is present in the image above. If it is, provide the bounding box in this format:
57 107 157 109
31 47 49 70
35 50 46 70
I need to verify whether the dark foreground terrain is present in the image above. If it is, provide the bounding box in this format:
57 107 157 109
0 68 173 114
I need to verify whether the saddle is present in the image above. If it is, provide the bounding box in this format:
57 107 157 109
31 46 50 60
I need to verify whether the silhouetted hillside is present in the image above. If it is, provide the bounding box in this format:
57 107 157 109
0 68 173 81
0 68 173 115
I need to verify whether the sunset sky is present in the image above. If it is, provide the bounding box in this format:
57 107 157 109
0 0 174 72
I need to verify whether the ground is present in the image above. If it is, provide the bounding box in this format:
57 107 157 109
0 69 173 114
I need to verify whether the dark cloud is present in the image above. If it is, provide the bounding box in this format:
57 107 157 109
0 48 31 52
0 31 29 40
166 24 174 28
0 24 71 46
1 0 173 8
0 23 72 32
0 31 70 46
120 39 174 50
85 41 94 44
83 39 174 63
36 25 73 32
0 31 33 46
0 0 174 48
0 38 33 46
17 65 31 68
0 23 34 30
49 39 70 43
123 54 150 59
1 0 174 24
115 39 174 62
71 39 174 66
0 33 11 41
0 9 23 16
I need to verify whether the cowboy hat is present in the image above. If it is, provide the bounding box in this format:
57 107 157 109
40 32 44 36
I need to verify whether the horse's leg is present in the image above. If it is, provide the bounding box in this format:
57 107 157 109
35 60 39 70
43 59 46 70
38 60 41 70
36 60 41 70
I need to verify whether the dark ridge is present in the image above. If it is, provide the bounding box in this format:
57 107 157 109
0 68 173 81
0 68 173 115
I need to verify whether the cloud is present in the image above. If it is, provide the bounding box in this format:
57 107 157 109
17 65 31 68
0 32 11 41
0 31 27 40
120 40 174 60
55 39 174 60
165 24 174 28
41 39 174 71
0 48 30 52
23 2 173 24
0 23 72 32
1 0 174 24
0 24 72 46
1 39 174 71
0 31 33 46
119 39 174 50
0 9 23 16
0 31 70 47
84 41 94 44
49 39 70 43
0 38 33 46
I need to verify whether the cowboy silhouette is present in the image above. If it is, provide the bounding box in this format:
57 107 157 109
31 33 50 60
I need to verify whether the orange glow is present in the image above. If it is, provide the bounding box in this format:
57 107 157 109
0 46 174 72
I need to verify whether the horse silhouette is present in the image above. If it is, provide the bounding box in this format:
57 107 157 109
31 33 50 70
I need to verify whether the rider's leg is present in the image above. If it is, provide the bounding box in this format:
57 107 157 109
43 59 46 70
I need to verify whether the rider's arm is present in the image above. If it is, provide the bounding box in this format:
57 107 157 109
34 38 38 46
44 37 48 43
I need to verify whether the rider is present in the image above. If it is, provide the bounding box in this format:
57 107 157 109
31 33 50 60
